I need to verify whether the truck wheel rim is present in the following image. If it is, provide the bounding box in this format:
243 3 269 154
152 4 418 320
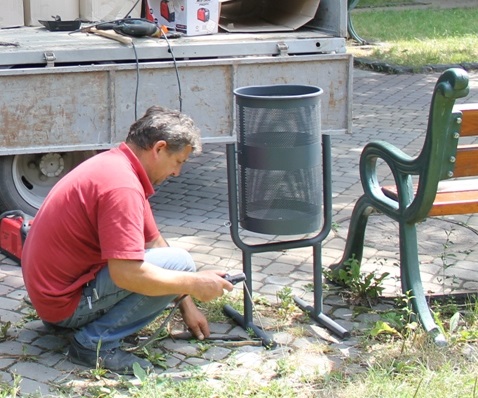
11 152 80 210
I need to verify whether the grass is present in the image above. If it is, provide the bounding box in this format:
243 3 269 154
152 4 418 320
348 7 478 69
326 351 478 398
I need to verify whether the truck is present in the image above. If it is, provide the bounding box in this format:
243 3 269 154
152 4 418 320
0 0 352 215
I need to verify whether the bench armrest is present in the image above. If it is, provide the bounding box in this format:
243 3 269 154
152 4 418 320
359 140 416 220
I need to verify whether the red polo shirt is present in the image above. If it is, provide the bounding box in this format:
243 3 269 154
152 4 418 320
22 143 159 323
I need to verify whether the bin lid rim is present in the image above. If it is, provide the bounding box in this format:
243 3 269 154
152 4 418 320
234 84 323 99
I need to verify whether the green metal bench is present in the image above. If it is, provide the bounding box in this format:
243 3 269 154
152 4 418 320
330 68 478 344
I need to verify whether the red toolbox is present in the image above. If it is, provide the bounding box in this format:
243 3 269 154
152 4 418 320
0 211 33 264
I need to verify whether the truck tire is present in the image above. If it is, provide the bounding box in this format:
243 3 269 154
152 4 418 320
0 151 97 215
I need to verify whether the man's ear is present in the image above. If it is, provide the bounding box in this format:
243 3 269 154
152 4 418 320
153 140 168 154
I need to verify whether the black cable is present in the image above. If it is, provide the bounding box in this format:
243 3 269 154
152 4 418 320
69 15 183 117
131 28 182 120
160 30 183 112
123 0 142 19
131 41 140 121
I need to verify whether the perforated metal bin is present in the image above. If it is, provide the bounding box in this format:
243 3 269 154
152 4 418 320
234 84 323 235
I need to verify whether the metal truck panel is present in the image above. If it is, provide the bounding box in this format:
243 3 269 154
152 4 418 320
0 0 350 153
0 28 346 67
0 53 352 154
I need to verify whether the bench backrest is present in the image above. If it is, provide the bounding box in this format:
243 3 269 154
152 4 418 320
401 69 469 221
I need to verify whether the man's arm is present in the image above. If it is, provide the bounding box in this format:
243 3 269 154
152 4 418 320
145 232 169 249
108 258 230 340
179 295 210 340
108 259 232 302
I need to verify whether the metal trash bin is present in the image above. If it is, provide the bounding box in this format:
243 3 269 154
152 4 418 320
234 84 323 235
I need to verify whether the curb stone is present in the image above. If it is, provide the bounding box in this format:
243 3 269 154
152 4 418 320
354 57 478 74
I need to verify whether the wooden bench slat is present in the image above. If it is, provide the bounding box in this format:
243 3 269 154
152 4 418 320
383 179 478 197
429 191 478 216
383 179 478 216
454 104 478 136
437 178 478 193
454 145 478 177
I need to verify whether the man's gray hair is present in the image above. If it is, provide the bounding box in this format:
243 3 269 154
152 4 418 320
126 106 202 154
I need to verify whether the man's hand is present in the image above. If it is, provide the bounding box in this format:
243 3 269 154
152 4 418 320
189 270 233 302
179 296 210 340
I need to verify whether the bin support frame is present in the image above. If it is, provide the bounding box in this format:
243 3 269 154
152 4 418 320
225 135 350 348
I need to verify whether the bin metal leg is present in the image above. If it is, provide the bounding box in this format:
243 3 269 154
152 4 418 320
223 249 276 348
294 244 350 339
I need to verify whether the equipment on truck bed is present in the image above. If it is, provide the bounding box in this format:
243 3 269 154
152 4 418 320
80 18 163 38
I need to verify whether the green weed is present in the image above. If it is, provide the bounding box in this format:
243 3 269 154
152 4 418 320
326 255 389 306
0 319 11 342
276 286 298 319
0 374 21 397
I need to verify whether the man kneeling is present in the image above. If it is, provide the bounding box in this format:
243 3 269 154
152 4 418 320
22 106 232 374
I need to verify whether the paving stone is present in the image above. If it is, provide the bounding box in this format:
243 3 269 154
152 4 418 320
264 275 295 286
208 322 233 335
0 340 42 357
17 376 54 397
0 285 13 295
37 351 68 368
228 326 252 340
16 329 39 344
0 358 15 370
270 331 295 346
164 354 182 368
231 351 264 367
10 361 64 384
161 340 199 357
1 275 24 289
0 309 23 324
0 297 21 311
200 346 232 361
33 335 68 351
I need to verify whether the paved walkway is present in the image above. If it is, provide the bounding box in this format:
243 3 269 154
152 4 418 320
1 67 477 396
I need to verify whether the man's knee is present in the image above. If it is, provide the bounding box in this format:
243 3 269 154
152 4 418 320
175 247 196 272
145 247 196 273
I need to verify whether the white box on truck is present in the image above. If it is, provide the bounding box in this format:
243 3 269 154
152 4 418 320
80 0 142 22
0 0 24 28
23 0 79 27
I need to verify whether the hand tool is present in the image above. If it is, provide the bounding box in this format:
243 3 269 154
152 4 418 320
223 272 246 285
126 273 247 352
86 18 163 38
88 27 133 45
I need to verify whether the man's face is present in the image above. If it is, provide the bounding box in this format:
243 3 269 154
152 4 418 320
150 141 193 185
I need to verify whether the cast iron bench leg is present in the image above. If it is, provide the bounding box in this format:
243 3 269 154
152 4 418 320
330 195 375 277
399 222 447 345
331 196 447 345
